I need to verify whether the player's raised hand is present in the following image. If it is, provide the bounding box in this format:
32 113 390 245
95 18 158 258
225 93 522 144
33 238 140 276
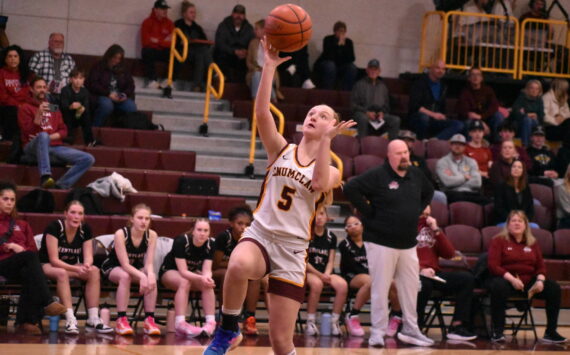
324 119 356 140
261 37 291 67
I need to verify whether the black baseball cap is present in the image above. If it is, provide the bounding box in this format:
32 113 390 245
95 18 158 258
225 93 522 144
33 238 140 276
531 126 546 136
153 0 170 9
499 121 516 132
232 4 246 14
468 120 484 131
367 59 380 69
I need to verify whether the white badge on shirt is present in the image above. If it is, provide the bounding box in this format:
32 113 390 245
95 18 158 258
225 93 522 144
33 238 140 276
523 246 532 253
389 181 399 190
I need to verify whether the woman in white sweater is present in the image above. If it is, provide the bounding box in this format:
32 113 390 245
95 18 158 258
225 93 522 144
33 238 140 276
555 165 570 229
542 78 570 141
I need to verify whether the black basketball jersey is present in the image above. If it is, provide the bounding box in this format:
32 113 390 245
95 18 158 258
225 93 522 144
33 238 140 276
102 227 149 271
214 228 238 262
160 234 214 274
308 228 337 273
38 219 92 264
338 237 368 278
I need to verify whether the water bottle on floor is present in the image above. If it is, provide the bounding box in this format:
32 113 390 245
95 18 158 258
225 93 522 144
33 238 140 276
320 313 331 336
49 315 60 332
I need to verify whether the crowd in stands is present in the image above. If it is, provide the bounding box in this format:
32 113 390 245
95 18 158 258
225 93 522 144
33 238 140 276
0 0 569 346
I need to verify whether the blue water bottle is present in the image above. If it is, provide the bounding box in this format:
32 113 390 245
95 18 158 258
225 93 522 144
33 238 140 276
49 315 60 332
320 313 332 336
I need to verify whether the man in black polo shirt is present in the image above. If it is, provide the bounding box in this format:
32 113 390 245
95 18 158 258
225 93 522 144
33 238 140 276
344 139 434 347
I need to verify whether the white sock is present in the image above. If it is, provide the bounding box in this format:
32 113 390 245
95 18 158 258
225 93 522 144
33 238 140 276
307 313 316 322
221 306 242 316
88 307 99 322
65 308 76 322
205 315 215 323
175 315 185 325
285 349 297 355
332 313 340 322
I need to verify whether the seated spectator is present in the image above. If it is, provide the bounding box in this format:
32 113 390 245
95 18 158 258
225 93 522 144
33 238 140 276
0 181 66 335
28 33 75 98
416 205 476 340
0 45 33 162
174 1 212 92
486 210 566 343
494 159 538 227
314 21 357 91
246 20 280 101
436 134 487 204
457 67 504 141
213 4 254 83
141 0 173 89
212 205 265 336
18 77 94 189
520 0 547 21
86 44 136 127
490 121 532 169
542 78 570 141
511 80 544 146
100 204 160 336
305 206 348 337
351 59 400 140
409 60 464 140
338 215 370 337
39 201 112 334
278 46 315 89
555 132 570 177
59 68 95 146
159 219 216 337
490 140 518 186
555 166 570 229
465 120 493 178
527 126 558 185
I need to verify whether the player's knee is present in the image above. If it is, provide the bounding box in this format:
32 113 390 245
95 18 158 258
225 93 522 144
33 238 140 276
88 266 100 279
55 268 69 281
178 278 190 291
118 272 131 284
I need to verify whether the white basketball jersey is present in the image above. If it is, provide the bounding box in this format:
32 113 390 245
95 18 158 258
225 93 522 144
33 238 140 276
253 144 325 241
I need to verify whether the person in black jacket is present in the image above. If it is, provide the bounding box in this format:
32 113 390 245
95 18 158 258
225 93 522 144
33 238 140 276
213 4 254 83
494 159 539 227
174 1 212 92
60 68 95 145
314 21 358 91
408 60 464 140
527 126 558 186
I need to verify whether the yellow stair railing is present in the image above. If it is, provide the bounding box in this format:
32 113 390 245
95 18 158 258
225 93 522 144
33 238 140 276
162 28 188 99
199 63 225 136
419 11 446 72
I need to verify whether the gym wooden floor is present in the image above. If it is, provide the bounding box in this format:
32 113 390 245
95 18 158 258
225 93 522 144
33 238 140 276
0 326 568 354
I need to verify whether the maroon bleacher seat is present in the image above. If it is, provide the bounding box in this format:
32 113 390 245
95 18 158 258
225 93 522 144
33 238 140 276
22 166 65 186
412 140 426 158
531 228 554 256
426 158 438 179
484 203 495 225
207 196 247 218
337 154 353 180
533 204 552 230
152 217 193 237
135 130 171 150
84 215 111 237
553 229 570 256
449 201 484 228
0 164 26 184
481 225 503 250
159 151 196 172
276 103 301 123
168 194 208 217
210 220 231 236
108 168 145 192
123 149 160 170
101 195 130 215
353 155 383 176
221 83 250 103
360 136 388 158
129 193 169 216
144 170 182 194
85 146 123 168
109 215 129 233
338 92 351 107
331 135 359 158
431 200 449 227
544 259 567 282
22 212 64 234
307 89 340 107
426 139 450 159
97 128 135 148
529 183 554 211
279 87 309 105
74 168 108 188
232 100 253 119
444 224 482 254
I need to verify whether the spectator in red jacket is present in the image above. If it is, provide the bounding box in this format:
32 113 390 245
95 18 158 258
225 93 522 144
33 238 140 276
486 210 566 343
18 77 94 189
141 0 174 89
416 205 476 341
0 181 66 335
490 121 532 169
0 45 33 163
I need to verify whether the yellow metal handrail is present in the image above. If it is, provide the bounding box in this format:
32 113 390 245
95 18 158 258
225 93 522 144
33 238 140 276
248 102 285 166
166 28 188 88
441 11 520 77
419 11 446 72
518 18 570 79
329 151 344 185
199 63 225 135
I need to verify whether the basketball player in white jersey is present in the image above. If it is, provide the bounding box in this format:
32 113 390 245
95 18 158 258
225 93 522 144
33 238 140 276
204 40 355 355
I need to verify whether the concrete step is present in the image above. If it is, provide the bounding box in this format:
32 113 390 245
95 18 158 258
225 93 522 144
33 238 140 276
136 95 229 115
220 177 263 197
196 155 268 175
153 114 248 134
171 134 266 158
135 86 209 100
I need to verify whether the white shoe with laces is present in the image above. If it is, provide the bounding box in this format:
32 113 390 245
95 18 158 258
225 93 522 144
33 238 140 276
305 320 319 336
397 327 434 347
65 319 79 335
331 320 342 336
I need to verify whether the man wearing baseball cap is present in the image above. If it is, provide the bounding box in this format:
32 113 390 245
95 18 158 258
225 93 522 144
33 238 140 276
527 126 558 184
351 59 401 140
436 134 489 204
141 0 174 88
465 120 493 178
490 121 533 170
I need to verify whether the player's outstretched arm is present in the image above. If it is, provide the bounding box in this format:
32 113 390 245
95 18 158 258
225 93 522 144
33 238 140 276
254 38 290 163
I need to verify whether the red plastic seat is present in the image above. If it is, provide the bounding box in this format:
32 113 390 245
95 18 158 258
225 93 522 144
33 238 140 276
84 215 111 237
85 146 123 168
307 89 340 107
337 154 353 180
160 151 196 172
168 194 208 217
449 201 484 228
533 204 552 230
444 224 482 254
426 139 450 159
129 193 169 216
144 170 182 194
360 136 388 158
544 259 566 283
0 164 26 185
484 203 495 226
123 149 160 170
412 140 426 158
431 200 449 227
530 184 554 211
554 229 570 256
481 225 503 250
353 155 383 176
98 128 135 148
210 220 231 236
207 196 247 218
426 158 438 179
109 215 129 233
21 212 64 235
279 87 309 105
151 217 192 238
101 195 130 215
331 135 359 158
135 130 171 150
531 228 554 256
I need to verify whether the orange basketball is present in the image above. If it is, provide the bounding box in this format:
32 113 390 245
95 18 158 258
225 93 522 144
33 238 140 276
265 4 312 52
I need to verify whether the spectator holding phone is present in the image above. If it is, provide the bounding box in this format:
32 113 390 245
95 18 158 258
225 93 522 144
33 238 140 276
60 68 96 146
18 77 94 189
